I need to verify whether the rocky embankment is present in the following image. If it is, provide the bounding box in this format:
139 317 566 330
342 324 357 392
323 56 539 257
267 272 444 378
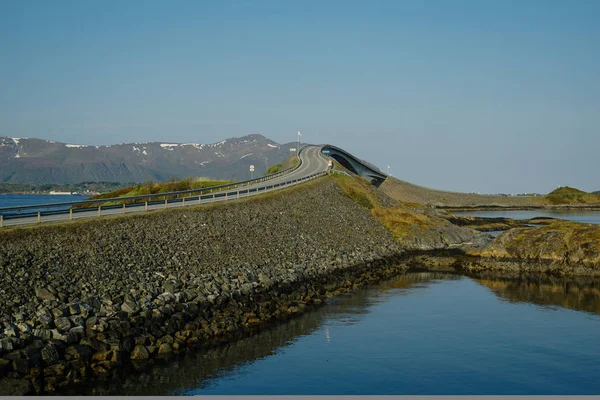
0 178 410 394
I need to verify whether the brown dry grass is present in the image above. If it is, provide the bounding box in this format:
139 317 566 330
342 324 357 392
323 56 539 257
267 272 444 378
380 177 544 208
332 175 449 241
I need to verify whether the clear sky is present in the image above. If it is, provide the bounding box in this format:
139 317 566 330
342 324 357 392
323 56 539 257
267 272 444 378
1 0 598 193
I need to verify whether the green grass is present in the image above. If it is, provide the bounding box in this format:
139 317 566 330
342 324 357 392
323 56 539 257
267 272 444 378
280 155 299 171
545 186 600 205
266 164 282 174
75 178 234 208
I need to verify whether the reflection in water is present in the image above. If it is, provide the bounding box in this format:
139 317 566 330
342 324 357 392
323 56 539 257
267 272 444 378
74 271 600 395
472 272 600 316
75 272 452 395
453 209 600 225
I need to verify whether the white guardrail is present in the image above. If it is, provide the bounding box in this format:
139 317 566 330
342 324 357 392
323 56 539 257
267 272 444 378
0 147 337 228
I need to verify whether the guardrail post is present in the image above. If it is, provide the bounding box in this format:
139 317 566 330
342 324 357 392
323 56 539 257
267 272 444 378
122 203 126 214
213 193 215 202
145 201 148 211
164 199 168 208
69 208 73 220
237 191 239 199
182 197 185 206
225 192 228 201
37 212 41 224
0 215 3 228
98 206 101 217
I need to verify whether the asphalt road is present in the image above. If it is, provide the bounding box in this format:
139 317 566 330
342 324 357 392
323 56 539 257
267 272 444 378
1 146 330 228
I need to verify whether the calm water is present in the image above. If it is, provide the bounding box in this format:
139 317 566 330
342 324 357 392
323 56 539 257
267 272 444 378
453 209 600 224
0 194 88 213
79 272 600 395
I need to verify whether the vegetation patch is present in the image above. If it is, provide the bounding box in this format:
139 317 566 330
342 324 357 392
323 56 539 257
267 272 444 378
545 186 600 205
470 220 600 268
266 164 282 174
332 175 377 210
332 175 453 241
88 178 233 200
279 155 299 171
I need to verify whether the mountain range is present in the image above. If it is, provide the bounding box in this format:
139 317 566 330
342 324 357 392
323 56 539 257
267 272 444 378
0 134 302 185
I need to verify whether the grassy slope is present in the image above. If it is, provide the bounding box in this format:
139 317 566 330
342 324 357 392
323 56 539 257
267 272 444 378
546 186 600 205
332 174 453 242
279 154 299 171
87 178 233 201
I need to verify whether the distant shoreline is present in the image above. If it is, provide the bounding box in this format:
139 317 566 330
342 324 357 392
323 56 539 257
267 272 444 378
444 205 600 212
0 192 90 196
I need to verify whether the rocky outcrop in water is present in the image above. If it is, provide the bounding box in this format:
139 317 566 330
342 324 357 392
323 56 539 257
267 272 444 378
466 221 600 273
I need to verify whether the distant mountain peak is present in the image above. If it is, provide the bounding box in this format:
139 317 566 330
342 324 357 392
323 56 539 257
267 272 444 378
0 134 296 185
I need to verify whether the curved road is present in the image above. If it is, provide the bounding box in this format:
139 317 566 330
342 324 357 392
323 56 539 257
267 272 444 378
1 145 330 228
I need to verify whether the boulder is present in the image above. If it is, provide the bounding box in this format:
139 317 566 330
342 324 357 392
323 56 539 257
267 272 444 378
0 377 34 395
41 344 60 365
35 287 57 301
129 345 150 360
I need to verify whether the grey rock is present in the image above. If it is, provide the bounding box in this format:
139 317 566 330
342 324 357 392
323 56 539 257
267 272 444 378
3 351 22 361
50 329 67 341
0 358 11 377
16 322 31 334
68 303 81 315
54 317 71 332
41 343 60 365
51 307 67 319
85 316 98 330
3 323 18 337
121 300 140 315
69 315 84 328
0 377 34 395
130 345 150 360
12 358 29 374
35 287 57 301
32 329 52 341
157 343 173 355
64 344 92 360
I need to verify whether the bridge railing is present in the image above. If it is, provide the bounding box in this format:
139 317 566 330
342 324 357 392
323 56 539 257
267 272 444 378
0 147 308 223
0 164 328 228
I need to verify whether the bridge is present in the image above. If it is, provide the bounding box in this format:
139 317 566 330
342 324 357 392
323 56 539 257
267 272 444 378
0 145 388 228
321 145 387 187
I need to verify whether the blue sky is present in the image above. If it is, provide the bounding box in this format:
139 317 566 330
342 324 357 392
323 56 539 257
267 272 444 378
1 0 598 193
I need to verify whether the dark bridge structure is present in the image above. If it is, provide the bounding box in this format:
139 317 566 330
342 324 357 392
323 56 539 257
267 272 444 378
321 145 388 187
